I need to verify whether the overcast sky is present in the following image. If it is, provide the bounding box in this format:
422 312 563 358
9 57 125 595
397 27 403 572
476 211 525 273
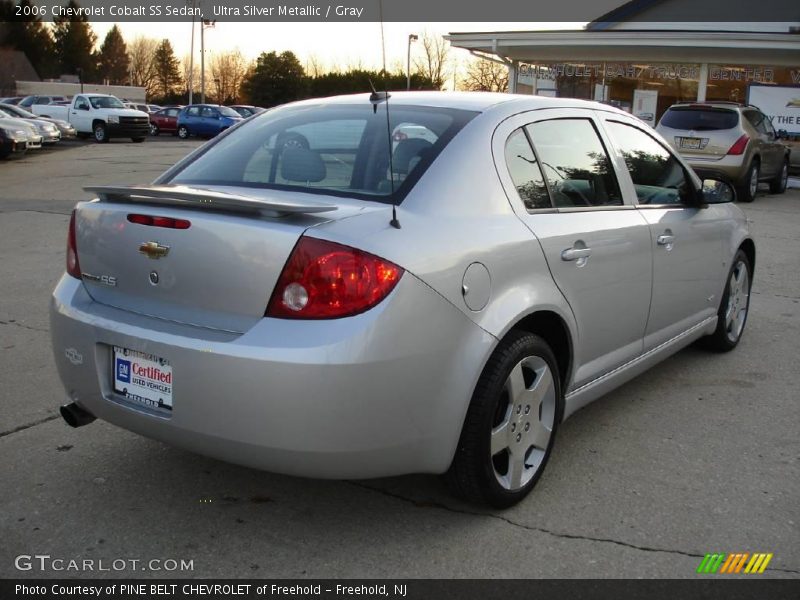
91 22 583 73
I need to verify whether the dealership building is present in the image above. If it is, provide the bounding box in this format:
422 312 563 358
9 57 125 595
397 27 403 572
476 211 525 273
446 3 800 129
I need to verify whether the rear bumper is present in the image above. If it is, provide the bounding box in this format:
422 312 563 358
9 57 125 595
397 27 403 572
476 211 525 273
683 154 749 184
50 274 494 478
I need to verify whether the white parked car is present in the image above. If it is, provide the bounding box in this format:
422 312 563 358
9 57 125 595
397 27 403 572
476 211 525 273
32 94 149 143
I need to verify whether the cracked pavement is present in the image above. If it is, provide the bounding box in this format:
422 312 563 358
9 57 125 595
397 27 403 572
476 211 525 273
0 141 798 579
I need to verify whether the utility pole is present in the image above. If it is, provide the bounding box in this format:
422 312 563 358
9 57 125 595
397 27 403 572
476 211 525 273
406 34 418 90
200 19 215 104
188 0 196 104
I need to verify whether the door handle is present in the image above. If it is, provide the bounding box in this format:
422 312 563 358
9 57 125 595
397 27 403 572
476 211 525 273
657 234 675 246
561 247 592 261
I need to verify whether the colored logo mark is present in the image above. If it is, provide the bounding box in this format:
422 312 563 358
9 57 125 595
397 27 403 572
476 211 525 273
116 358 131 383
697 553 773 574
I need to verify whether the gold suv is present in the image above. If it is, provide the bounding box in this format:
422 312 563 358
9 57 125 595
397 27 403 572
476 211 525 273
656 102 790 202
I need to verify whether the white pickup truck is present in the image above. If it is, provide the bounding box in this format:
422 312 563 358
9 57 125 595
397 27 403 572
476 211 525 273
31 93 150 143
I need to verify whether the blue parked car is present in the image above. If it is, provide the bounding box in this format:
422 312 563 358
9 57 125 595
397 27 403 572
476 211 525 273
177 104 243 139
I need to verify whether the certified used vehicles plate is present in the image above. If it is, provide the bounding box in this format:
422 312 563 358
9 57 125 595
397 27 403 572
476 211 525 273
679 136 704 149
112 346 173 412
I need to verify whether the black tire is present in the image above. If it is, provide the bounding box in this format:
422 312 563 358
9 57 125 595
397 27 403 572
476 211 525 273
177 125 190 139
699 249 752 352
769 159 789 195
149 123 160 136
131 137 146 143
93 122 108 143
445 331 562 508
737 161 759 203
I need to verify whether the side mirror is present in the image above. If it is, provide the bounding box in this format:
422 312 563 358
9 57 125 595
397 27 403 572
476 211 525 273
702 178 736 204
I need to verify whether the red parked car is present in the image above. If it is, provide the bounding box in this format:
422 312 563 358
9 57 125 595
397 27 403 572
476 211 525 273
149 106 182 136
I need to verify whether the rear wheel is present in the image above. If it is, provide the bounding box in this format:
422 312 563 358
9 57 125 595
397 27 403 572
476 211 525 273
737 161 759 203
700 249 752 352
445 331 562 508
769 159 789 195
149 123 159 136
177 125 190 139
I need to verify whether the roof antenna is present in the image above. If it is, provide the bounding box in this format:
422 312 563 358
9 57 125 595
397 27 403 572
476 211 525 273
376 0 400 229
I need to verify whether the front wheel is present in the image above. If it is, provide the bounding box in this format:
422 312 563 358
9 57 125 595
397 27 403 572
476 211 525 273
769 159 789 195
93 122 108 143
177 125 190 139
700 249 752 352
149 123 159 136
737 161 759 203
445 331 562 508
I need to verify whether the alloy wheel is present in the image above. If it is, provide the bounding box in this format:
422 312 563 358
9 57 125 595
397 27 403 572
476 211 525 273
724 260 750 343
491 356 556 491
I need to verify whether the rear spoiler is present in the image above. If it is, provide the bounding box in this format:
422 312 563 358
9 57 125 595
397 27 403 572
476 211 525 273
84 185 337 217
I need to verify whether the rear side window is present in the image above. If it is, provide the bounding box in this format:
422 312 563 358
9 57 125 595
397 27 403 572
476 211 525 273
659 107 739 131
605 121 694 205
504 128 550 210
170 103 477 204
526 119 623 207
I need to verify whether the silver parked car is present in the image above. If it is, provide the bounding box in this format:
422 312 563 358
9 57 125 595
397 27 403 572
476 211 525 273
50 93 754 507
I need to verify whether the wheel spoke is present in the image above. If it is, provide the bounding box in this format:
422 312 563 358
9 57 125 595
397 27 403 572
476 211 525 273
506 363 527 403
530 366 554 406
507 450 525 489
491 419 510 456
530 418 551 450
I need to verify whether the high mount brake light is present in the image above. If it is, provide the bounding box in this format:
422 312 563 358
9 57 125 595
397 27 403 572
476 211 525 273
127 214 191 229
266 237 404 319
66 210 81 279
727 134 749 156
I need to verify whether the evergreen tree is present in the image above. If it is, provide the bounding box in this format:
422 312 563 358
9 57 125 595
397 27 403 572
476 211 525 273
152 39 182 100
241 51 307 108
53 0 97 79
1 0 56 79
97 24 129 84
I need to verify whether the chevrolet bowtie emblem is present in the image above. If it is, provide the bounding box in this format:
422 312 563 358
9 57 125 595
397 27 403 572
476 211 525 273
139 241 170 259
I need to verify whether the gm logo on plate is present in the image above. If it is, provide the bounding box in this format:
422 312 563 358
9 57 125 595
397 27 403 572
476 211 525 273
116 358 131 383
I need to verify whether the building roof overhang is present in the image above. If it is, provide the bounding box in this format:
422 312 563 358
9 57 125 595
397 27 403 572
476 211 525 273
445 30 800 66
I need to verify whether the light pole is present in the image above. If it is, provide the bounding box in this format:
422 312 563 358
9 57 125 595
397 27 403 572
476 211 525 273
188 0 196 104
200 19 215 104
406 34 418 90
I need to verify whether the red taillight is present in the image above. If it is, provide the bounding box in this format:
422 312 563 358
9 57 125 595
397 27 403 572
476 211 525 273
66 210 81 278
266 237 404 319
127 214 191 229
727 134 749 156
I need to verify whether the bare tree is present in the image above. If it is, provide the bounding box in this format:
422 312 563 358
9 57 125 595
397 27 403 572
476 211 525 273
305 54 325 78
182 54 199 97
127 36 159 97
210 49 250 104
462 57 509 92
413 31 450 89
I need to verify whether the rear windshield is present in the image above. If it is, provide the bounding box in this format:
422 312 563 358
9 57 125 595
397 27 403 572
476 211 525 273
168 102 477 204
659 107 739 131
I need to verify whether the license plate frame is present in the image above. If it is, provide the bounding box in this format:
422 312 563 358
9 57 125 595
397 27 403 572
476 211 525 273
679 137 703 150
112 346 173 413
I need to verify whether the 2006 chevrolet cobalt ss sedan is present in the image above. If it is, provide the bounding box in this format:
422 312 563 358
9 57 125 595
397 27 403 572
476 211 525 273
51 92 754 507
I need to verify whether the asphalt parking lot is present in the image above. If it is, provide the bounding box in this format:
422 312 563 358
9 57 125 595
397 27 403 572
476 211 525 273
0 139 798 579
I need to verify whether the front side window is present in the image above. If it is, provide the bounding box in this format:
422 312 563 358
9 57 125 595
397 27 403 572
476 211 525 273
526 119 623 207
201 107 218 118
89 96 124 109
605 121 694 205
504 128 550 210
169 103 476 204
74 97 89 110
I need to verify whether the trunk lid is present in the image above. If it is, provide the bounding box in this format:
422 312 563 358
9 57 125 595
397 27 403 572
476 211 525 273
74 185 376 332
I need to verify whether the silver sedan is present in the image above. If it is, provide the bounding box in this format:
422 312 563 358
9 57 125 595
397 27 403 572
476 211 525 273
50 92 754 507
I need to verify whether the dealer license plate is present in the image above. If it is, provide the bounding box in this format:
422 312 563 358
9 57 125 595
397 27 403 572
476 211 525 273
113 346 173 412
679 137 703 149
